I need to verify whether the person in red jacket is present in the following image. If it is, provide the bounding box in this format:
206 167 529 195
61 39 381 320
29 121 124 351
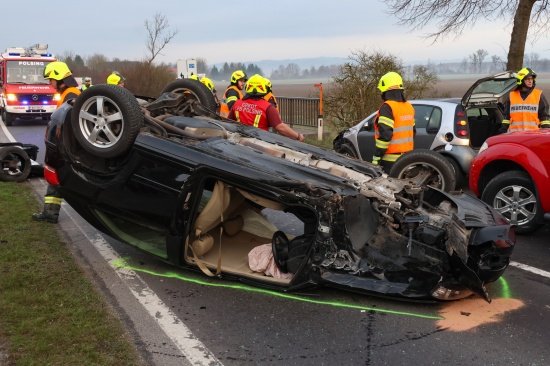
499 67 550 133
32 62 81 223
372 71 415 173
228 74 305 141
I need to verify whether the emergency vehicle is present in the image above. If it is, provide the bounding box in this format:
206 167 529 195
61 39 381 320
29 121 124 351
0 44 58 126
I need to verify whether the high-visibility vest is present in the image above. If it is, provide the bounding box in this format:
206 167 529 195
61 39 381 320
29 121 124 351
58 87 81 107
232 98 272 131
219 85 243 117
374 100 415 159
264 92 279 112
509 89 542 131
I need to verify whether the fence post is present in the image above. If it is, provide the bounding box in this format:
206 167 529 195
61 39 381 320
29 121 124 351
314 83 323 140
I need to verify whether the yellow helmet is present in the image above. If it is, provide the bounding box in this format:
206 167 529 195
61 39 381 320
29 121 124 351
377 71 404 92
264 77 272 92
231 70 248 84
189 74 199 80
43 61 72 81
200 77 215 91
245 74 268 95
107 71 125 85
516 67 537 85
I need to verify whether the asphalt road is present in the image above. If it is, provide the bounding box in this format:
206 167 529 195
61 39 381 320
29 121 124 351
3 117 550 365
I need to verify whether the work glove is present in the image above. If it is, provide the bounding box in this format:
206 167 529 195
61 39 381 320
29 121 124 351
371 156 381 165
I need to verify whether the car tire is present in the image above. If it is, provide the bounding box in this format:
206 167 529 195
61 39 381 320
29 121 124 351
445 157 466 189
338 143 358 159
389 149 456 192
0 146 32 182
71 84 143 158
2 110 14 126
481 170 542 234
160 79 218 112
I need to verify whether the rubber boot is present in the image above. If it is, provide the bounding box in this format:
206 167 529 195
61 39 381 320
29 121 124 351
32 203 60 224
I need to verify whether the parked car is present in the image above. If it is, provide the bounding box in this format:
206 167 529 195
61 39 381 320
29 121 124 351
42 80 515 302
469 129 550 234
333 71 517 189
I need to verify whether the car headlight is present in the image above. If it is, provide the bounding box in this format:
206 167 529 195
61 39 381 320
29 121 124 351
477 141 489 154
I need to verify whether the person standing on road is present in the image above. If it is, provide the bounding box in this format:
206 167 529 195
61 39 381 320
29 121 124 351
499 67 550 133
263 77 279 113
371 71 415 173
32 62 81 224
200 76 221 112
80 76 92 91
228 74 305 141
106 71 126 87
219 70 247 118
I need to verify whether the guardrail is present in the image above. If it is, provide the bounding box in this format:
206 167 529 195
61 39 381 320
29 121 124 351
278 97 320 127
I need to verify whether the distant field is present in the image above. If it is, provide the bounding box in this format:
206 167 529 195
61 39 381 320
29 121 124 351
214 73 550 99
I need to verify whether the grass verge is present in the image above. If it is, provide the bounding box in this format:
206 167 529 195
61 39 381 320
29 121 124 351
0 181 142 366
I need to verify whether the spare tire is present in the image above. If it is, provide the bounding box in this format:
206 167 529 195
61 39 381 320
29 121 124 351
71 84 143 158
160 79 218 112
0 146 32 182
389 149 456 192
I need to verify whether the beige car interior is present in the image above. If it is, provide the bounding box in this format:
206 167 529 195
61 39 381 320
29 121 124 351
184 180 295 284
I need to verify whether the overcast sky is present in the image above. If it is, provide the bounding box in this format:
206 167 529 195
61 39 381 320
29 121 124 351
4 1 548 67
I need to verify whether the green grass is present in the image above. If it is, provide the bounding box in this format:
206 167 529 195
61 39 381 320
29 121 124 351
0 182 143 366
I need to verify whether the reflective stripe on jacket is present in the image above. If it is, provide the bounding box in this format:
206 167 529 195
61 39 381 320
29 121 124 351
219 85 243 117
264 92 279 112
374 100 415 159
232 98 272 130
508 89 542 131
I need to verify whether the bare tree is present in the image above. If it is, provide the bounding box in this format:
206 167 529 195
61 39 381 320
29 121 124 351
385 0 550 70
144 13 178 65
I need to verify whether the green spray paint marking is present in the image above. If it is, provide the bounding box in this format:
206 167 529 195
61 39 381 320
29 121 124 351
112 258 443 320
498 276 511 298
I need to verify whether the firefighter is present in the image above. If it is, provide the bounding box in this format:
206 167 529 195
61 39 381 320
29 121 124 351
499 67 550 133
263 77 279 113
228 74 304 141
81 76 92 91
219 70 247 117
32 61 81 224
200 77 221 111
372 71 415 173
106 71 125 87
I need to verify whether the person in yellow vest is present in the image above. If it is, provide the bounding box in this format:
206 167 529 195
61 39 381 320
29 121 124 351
263 77 279 113
106 71 125 87
227 74 305 141
32 61 81 223
81 76 92 91
200 76 221 112
499 67 550 133
372 71 415 172
219 70 247 117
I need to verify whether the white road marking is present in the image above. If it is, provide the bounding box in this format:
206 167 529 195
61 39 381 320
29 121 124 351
510 261 550 279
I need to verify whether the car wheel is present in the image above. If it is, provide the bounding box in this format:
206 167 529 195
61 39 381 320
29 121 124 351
71 84 143 158
445 157 466 189
2 110 14 126
481 170 542 234
389 149 456 192
0 146 32 182
160 79 218 112
338 143 358 159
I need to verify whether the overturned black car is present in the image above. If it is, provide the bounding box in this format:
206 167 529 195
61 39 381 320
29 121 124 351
43 80 515 302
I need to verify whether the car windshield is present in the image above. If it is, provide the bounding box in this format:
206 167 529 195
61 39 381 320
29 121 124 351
470 78 517 95
6 60 51 84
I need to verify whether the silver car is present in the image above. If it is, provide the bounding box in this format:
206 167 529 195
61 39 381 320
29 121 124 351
333 71 517 188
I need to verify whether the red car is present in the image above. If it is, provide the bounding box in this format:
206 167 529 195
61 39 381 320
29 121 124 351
469 129 550 234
